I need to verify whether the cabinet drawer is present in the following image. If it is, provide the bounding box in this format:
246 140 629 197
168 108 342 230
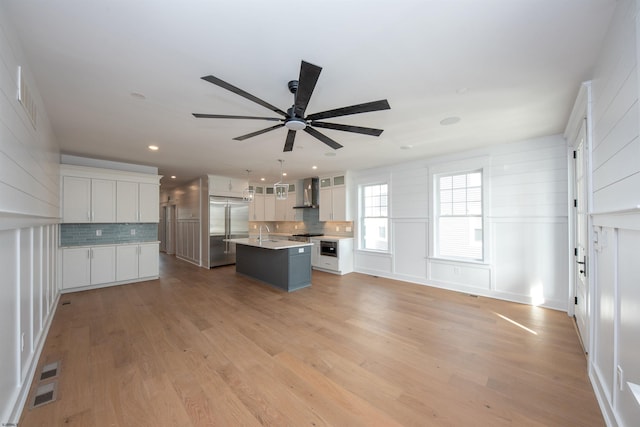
318 255 339 271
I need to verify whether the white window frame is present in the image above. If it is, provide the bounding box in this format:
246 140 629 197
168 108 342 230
429 156 490 264
358 182 390 253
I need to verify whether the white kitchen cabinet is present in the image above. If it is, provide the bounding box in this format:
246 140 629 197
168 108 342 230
91 246 116 284
209 175 247 198
249 186 265 221
116 242 159 281
274 184 301 221
62 176 116 223
61 247 91 288
62 245 116 289
61 164 160 224
264 187 276 221
117 181 160 222
311 237 353 275
319 174 350 222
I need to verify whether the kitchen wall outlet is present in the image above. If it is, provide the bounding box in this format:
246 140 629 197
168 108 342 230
96 229 102 236
21 332 25 352
253 224 257 229
346 226 352 232
453 266 461 275
336 226 340 232
276 224 279 229
294 225 298 229
130 229 136 235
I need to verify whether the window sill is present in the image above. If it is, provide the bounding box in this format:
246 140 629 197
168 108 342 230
428 256 490 267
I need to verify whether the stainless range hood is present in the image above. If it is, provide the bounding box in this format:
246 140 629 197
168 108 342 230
293 177 319 208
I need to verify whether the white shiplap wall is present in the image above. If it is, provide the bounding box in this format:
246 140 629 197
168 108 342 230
0 5 61 424
587 0 640 425
353 134 569 310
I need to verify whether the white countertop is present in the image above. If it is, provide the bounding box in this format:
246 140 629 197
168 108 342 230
226 238 313 250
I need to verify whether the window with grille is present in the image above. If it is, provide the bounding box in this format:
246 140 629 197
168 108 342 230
361 183 388 251
436 171 483 260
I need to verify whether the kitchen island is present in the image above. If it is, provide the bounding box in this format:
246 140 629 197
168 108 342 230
225 238 313 292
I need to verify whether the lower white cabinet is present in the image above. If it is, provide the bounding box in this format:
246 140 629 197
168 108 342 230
62 246 116 289
116 243 159 281
310 237 353 275
62 242 159 291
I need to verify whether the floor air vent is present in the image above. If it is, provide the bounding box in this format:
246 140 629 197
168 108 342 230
31 381 57 408
39 361 60 381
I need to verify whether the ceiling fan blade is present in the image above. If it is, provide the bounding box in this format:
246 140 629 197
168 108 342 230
233 124 284 141
309 121 384 136
193 113 282 121
283 130 296 152
305 99 391 121
201 75 288 117
294 61 322 118
304 127 343 150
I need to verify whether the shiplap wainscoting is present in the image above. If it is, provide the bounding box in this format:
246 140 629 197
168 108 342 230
585 0 640 425
0 6 61 424
353 135 569 311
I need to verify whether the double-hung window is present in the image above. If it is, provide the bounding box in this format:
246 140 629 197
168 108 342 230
361 183 388 251
436 171 483 260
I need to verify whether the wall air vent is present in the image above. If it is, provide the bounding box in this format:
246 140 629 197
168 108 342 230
17 66 37 128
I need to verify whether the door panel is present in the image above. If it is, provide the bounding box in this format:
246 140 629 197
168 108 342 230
574 120 589 351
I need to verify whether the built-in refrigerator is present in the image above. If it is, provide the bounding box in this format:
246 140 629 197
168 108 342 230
209 196 249 267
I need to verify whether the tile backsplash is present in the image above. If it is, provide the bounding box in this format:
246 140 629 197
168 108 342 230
249 208 354 237
60 223 158 246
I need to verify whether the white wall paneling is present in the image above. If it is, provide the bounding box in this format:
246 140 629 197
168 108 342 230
585 1 640 424
392 219 428 282
0 6 61 423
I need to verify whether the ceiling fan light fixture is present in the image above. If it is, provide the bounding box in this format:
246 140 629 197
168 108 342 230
285 118 306 131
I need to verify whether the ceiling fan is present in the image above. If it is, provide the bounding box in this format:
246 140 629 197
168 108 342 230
193 60 390 152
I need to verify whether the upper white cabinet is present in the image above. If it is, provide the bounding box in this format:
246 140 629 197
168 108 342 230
209 175 247 198
275 183 302 221
249 186 265 221
117 181 160 223
319 174 350 221
62 176 116 223
264 187 276 221
61 164 160 224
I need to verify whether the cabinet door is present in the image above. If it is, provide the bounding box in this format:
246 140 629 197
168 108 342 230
311 239 321 267
90 246 116 285
275 198 288 221
331 186 347 221
138 243 159 278
139 183 159 222
250 193 264 221
319 188 332 221
264 194 276 221
92 179 116 223
62 176 91 223
62 247 91 289
116 245 138 281
116 181 139 223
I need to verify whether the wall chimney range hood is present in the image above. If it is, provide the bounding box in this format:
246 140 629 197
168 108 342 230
293 177 319 208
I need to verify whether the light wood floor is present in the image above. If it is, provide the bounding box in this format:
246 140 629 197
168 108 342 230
21 253 604 426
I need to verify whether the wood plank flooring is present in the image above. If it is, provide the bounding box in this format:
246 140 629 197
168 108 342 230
20 254 604 426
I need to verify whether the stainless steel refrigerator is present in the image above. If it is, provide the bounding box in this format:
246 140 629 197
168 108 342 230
209 196 249 267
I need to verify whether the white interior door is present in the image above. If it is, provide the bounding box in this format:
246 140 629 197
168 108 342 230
573 120 589 352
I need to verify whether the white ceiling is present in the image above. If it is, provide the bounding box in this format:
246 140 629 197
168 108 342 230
4 0 615 188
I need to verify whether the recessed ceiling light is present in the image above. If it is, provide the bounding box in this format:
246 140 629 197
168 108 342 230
440 116 461 126
130 92 146 100
312 165 317 170
260 177 265 181
282 172 287 176
171 175 176 179
400 145 413 150
148 145 159 151
325 152 336 157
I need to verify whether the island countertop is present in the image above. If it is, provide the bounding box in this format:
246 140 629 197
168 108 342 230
225 238 313 250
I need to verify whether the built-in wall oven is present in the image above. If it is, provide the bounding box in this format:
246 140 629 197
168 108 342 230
320 240 338 257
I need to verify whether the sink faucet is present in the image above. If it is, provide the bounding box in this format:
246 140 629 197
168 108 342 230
258 224 270 242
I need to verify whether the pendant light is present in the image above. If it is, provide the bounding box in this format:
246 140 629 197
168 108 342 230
242 169 254 202
274 159 288 200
